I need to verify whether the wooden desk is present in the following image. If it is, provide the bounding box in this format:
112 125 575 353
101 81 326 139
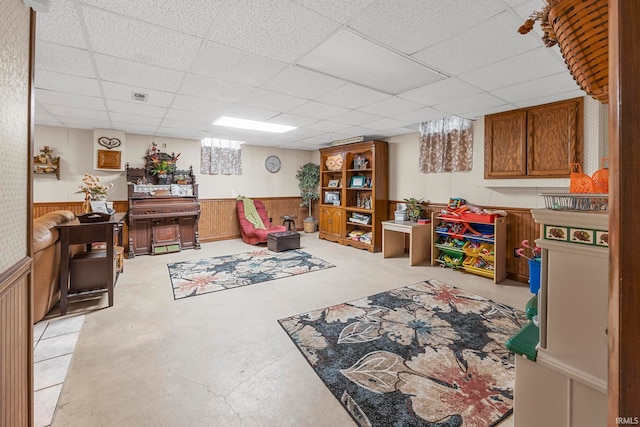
57 213 126 315
382 220 431 266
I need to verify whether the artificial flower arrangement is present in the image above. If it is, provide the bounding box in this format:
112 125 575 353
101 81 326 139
518 0 561 47
147 142 180 176
75 173 113 201
516 240 541 262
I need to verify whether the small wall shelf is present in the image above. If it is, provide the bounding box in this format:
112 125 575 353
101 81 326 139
33 146 60 180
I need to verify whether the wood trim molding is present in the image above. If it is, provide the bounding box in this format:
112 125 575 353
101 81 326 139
609 0 640 419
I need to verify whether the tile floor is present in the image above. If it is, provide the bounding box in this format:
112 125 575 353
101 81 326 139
33 314 85 427
38 235 529 426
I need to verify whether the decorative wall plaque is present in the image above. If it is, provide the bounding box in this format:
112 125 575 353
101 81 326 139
97 149 122 169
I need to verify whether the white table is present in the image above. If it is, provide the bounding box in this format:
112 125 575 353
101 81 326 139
382 220 431 266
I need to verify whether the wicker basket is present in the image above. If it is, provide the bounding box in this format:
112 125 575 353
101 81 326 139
548 0 608 104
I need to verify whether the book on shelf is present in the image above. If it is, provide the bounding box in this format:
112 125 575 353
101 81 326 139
350 212 371 225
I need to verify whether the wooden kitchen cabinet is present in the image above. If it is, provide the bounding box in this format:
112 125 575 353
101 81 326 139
485 97 583 179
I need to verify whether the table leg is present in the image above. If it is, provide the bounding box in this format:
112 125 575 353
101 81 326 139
383 228 405 258
59 229 70 316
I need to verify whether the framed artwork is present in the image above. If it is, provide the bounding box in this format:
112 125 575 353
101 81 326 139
324 191 340 204
327 179 339 187
349 175 366 188
97 150 122 169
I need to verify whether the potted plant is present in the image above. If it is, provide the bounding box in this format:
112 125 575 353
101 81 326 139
295 162 320 233
403 197 426 221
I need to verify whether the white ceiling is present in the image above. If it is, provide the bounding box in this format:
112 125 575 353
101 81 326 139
33 0 585 150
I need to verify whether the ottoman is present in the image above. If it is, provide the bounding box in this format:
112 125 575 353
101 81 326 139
267 231 300 252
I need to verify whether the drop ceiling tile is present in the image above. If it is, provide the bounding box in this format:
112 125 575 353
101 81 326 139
289 0 377 23
398 78 482 106
110 113 162 127
239 89 308 112
156 127 200 139
391 106 447 124
111 123 159 135
79 0 225 38
101 82 176 107
358 96 423 116
160 119 208 130
435 93 506 115
262 66 347 99
170 95 232 116
82 6 202 71
361 117 412 131
316 84 390 109
35 89 104 110
514 90 586 109
267 114 318 128
305 120 350 132
207 0 339 62
164 109 217 124
34 70 101 97
412 12 541 76
178 74 255 104
190 41 287 87
330 110 382 126
335 126 376 138
491 72 581 103
36 0 86 49
219 105 280 122
348 0 506 54
106 99 167 118
459 47 567 91
94 54 185 92
277 128 325 139
34 42 94 78
57 117 112 129
288 101 349 120
459 105 516 120
43 105 108 120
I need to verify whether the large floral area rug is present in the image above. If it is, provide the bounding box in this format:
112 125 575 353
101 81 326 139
278 279 526 427
168 249 335 300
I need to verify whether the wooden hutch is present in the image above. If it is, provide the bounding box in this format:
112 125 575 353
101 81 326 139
125 154 200 257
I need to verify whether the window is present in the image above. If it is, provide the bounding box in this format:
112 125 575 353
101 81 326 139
200 138 243 175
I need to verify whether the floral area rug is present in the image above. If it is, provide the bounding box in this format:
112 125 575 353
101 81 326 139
278 279 526 427
168 249 335 300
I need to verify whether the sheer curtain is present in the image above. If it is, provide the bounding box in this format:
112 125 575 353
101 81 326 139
418 116 473 173
200 138 242 175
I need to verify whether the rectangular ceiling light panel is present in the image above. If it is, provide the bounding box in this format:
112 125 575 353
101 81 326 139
297 30 446 95
213 116 297 133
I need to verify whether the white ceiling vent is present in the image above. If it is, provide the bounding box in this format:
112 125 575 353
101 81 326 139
131 92 148 102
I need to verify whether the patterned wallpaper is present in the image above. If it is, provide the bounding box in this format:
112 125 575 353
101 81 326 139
0 0 30 272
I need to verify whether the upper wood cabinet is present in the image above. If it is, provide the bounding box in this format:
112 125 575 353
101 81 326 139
484 97 583 179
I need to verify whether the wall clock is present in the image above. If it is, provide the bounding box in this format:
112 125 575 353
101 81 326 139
265 155 281 173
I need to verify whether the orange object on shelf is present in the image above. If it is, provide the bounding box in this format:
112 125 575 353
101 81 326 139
569 163 595 193
591 158 609 194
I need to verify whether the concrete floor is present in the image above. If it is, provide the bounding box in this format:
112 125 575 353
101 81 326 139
48 233 530 427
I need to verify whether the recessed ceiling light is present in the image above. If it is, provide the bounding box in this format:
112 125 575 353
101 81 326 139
297 30 446 95
213 117 297 133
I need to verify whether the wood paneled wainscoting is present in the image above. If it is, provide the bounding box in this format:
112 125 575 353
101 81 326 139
34 197 311 248
1 258 33 427
389 201 539 284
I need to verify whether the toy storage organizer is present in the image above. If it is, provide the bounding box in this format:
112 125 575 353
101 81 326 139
430 212 506 283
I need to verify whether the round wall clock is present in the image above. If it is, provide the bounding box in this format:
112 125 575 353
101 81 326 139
265 155 281 173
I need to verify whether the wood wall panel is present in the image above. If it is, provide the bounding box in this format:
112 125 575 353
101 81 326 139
35 199 536 282
0 258 33 427
389 200 538 284
35 198 310 244
197 197 309 242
